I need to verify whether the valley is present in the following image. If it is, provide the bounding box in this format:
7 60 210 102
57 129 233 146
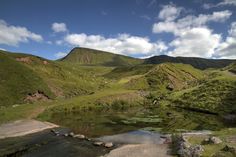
0 48 236 157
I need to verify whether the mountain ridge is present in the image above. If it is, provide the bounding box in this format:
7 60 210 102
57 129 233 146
61 47 235 69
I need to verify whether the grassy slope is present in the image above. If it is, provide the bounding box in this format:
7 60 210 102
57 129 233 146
125 63 204 91
61 47 143 66
0 49 235 131
144 55 235 70
0 51 54 107
7 51 114 98
171 70 236 115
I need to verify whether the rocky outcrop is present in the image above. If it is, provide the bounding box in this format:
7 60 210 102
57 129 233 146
174 135 204 157
16 57 32 64
24 91 49 102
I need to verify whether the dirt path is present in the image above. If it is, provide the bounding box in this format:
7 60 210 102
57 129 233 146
104 144 172 157
0 119 58 139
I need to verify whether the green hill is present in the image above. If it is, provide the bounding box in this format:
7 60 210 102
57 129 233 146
144 55 235 70
0 50 113 107
0 47 235 125
125 63 204 91
0 50 54 107
60 47 143 66
171 71 236 115
224 62 236 74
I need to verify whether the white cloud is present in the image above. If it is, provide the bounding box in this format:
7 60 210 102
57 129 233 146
0 48 6 51
158 4 182 21
153 10 232 35
218 0 236 6
215 22 236 59
152 9 232 58
203 0 236 9
168 27 221 58
0 20 43 46
64 33 167 56
54 52 67 58
52 22 68 33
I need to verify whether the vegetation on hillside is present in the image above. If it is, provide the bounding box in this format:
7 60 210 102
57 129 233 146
126 63 204 91
144 55 235 70
0 48 235 136
61 47 143 66
0 51 54 107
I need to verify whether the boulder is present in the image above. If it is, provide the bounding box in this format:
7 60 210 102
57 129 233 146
73 134 86 139
93 141 103 146
104 142 113 148
209 136 222 144
69 132 74 137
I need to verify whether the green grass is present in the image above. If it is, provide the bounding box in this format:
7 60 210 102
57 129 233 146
187 128 236 157
126 63 204 91
0 49 236 136
37 87 140 121
0 51 54 107
171 71 236 115
61 47 143 66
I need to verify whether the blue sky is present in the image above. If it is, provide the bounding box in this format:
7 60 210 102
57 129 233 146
0 0 236 59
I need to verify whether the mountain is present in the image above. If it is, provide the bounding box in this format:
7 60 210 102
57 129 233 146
0 50 111 107
61 48 235 69
0 47 235 108
60 47 143 66
144 55 235 70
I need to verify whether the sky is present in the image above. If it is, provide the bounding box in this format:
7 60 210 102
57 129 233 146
0 0 236 60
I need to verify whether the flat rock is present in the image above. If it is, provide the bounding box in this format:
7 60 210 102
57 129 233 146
0 119 58 139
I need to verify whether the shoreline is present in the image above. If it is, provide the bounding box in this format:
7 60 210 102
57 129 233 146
0 119 58 139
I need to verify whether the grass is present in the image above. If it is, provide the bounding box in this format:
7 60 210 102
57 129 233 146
171 71 236 115
37 87 140 121
61 47 143 66
0 49 235 135
126 63 204 91
187 128 236 157
0 51 54 107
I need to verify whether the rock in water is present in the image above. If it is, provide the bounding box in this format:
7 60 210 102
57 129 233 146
69 132 74 137
94 141 104 146
104 142 113 148
73 134 85 139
